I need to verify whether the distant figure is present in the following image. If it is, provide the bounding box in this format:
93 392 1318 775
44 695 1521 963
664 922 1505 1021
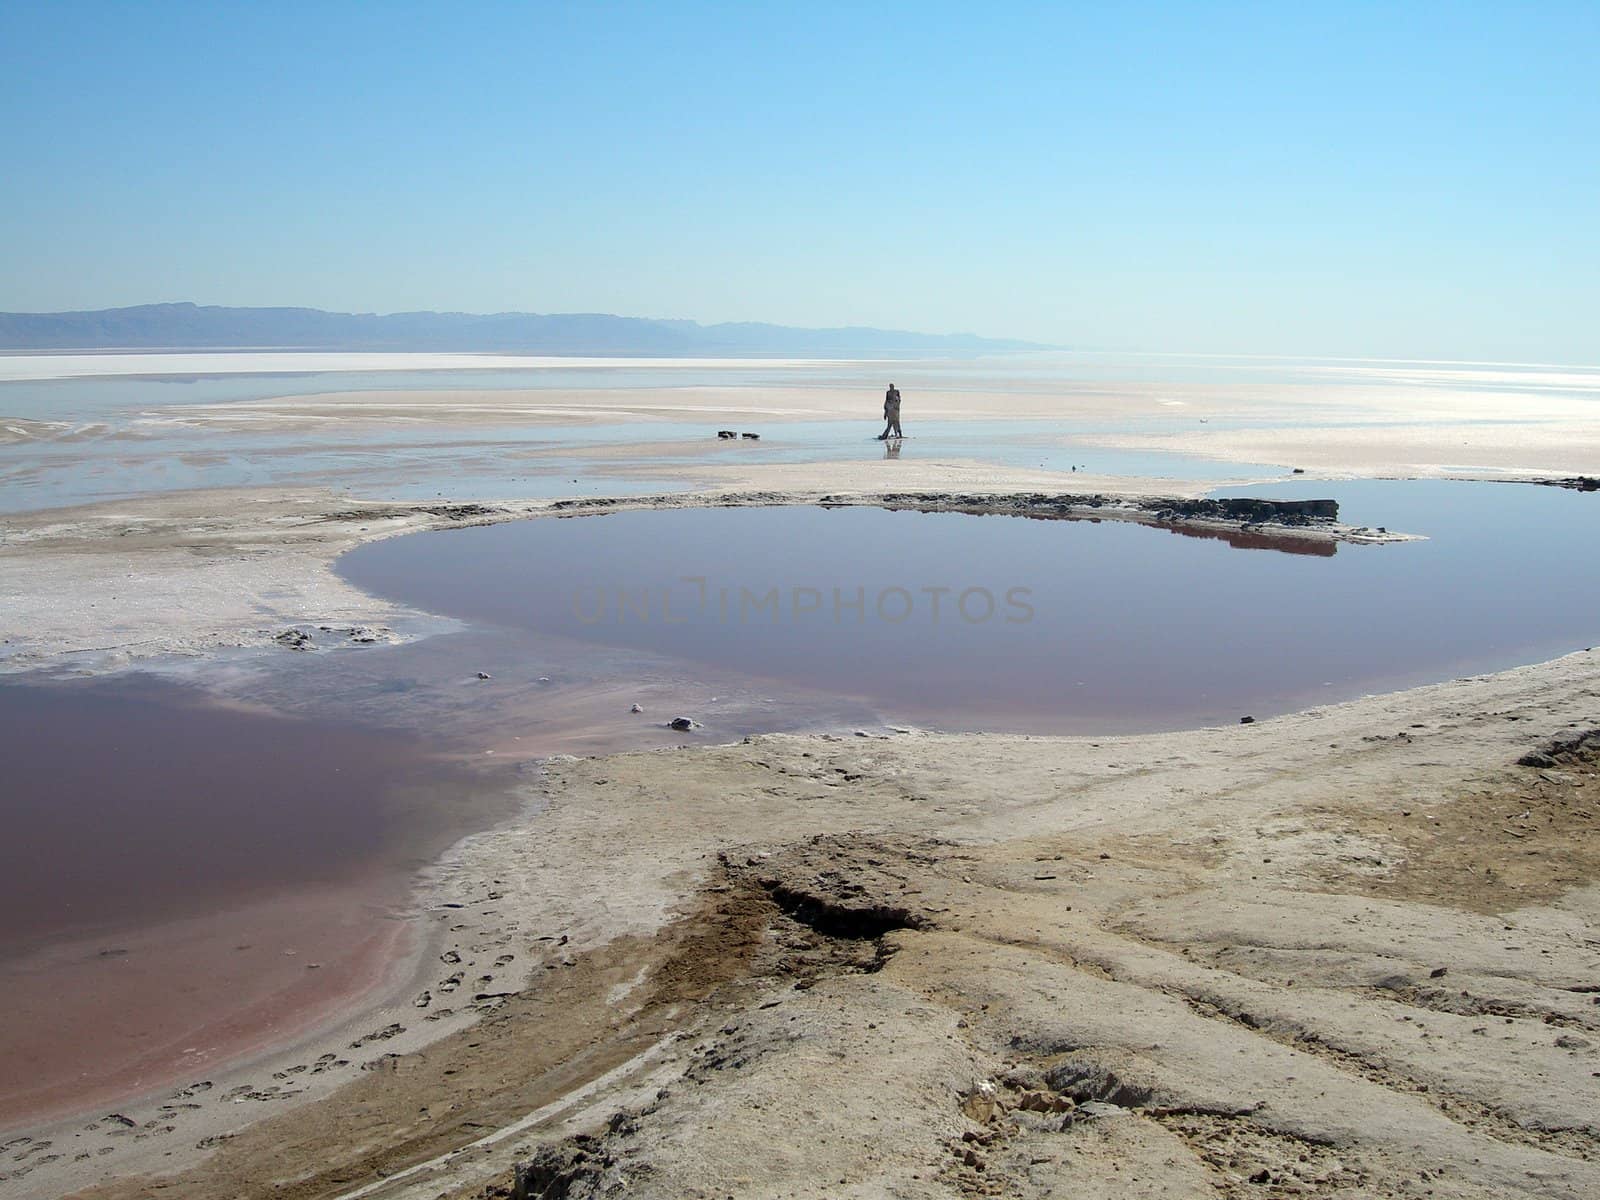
877 383 903 440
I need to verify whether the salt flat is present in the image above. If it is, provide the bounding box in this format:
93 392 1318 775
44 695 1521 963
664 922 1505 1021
1 353 1597 1200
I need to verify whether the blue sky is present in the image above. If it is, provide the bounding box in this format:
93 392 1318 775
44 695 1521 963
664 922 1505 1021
2 2 1596 359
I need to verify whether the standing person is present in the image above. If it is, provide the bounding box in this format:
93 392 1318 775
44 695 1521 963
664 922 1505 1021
877 382 903 440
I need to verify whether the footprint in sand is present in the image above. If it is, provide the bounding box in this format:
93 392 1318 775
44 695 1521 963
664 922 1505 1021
349 1023 405 1049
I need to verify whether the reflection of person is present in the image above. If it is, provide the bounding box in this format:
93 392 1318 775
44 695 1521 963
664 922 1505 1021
877 383 903 440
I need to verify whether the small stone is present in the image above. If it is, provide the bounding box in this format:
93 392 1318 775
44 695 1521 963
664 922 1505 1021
476 671 491 680
669 717 695 731
630 703 644 714
959 1093 998 1123
1240 715 1256 725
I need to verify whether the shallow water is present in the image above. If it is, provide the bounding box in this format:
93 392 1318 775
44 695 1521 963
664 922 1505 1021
338 484 1600 732
0 674 498 954
10 349 1593 512
0 411 1287 513
0 672 520 1128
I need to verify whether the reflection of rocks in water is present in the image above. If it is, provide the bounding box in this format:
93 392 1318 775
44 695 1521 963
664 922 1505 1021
1157 521 1337 557
1149 497 1340 556
1543 475 1600 492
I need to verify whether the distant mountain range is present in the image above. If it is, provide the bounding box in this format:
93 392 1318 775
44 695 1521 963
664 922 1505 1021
0 303 1050 357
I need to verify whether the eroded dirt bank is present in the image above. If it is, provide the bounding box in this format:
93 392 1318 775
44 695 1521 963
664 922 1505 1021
25 648 1598 1200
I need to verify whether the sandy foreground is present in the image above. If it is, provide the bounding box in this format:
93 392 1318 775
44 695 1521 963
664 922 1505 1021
2 369 1599 1199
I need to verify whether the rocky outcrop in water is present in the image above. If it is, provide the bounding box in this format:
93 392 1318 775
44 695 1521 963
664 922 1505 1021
1153 497 1339 524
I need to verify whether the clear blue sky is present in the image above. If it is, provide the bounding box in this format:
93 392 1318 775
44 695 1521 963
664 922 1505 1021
2 2 1596 360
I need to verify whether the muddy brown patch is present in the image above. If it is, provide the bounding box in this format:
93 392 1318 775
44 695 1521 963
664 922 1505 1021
1320 741 1600 913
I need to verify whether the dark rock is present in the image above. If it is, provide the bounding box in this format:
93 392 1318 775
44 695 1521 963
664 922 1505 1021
511 1140 612 1200
669 717 695 731
1046 1058 1156 1108
476 671 492 680
741 432 760 440
1240 716 1255 725
1518 729 1600 768
1159 497 1338 523
716 430 737 439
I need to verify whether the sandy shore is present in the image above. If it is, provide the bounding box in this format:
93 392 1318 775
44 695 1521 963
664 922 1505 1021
3 361 1599 1199
8 647 1597 1199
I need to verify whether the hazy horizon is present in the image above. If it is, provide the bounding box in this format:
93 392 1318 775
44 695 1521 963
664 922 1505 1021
2 3 1596 362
